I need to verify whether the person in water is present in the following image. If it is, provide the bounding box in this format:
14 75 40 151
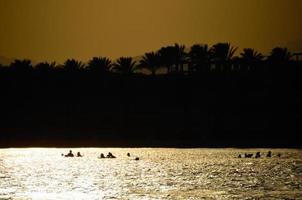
100 153 105 158
66 150 74 157
106 152 116 158
127 153 131 157
267 151 272 158
77 152 82 157
244 153 253 158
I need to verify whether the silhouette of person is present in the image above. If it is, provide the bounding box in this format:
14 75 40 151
245 153 253 158
267 151 272 158
127 153 130 157
107 152 116 158
66 150 74 157
77 152 82 157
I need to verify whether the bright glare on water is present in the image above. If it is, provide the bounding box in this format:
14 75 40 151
0 148 301 199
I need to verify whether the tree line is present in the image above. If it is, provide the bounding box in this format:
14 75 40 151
0 42 301 147
0 43 299 76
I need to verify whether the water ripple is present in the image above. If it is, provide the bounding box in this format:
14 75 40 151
0 148 301 199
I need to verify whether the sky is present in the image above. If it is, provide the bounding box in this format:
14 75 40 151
0 0 302 63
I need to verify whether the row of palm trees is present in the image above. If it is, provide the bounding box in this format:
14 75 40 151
4 43 296 76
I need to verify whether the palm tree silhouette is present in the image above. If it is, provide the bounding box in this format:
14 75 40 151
240 48 263 71
188 44 210 74
63 59 85 72
87 57 112 73
112 57 137 75
138 52 161 76
158 46 175 74
268 47 292 63
111 57 136 131
35 61 56 73
210 43 237 71
157 44 187 74
267 47 292 77
10 59 33 73
174 43 187 73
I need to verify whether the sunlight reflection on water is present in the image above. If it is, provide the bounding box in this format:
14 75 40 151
0 148 301 199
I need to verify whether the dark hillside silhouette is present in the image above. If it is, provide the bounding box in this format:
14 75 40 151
0 43 301 147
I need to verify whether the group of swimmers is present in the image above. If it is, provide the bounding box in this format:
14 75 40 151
62 150 139 160
62 150 83 157
99 152 116 159
238 151 281 158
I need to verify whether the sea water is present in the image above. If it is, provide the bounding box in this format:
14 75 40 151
0 148 301 199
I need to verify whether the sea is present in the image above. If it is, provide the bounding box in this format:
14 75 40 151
0 148 301 200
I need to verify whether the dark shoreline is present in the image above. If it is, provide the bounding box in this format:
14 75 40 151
1 47 302 150
1 138 301 148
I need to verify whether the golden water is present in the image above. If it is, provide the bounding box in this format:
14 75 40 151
0 148 301 199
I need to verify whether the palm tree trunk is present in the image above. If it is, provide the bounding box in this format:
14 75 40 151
180 63 184 73
152 68 156 76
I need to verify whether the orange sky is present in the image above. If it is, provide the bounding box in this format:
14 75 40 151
0 0 302 63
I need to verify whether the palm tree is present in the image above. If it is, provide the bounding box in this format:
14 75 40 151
210 43 238 71
240 48 263 71
35 61 56 73
157 44 187 74
188 44 210 73
112 57 136 130
268 47 292 63
112 57 136 75
174 43 187 73
87 57 112 73
138 52 161 76
63 59 85 72
10 59 33 73
267 47 292 76
158 46 175 74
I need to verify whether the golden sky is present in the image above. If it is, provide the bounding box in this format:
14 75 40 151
0 0 302 63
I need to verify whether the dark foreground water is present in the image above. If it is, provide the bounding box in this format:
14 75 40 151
0 148 301 200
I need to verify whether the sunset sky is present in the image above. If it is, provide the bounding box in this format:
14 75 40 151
0 0 302 63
